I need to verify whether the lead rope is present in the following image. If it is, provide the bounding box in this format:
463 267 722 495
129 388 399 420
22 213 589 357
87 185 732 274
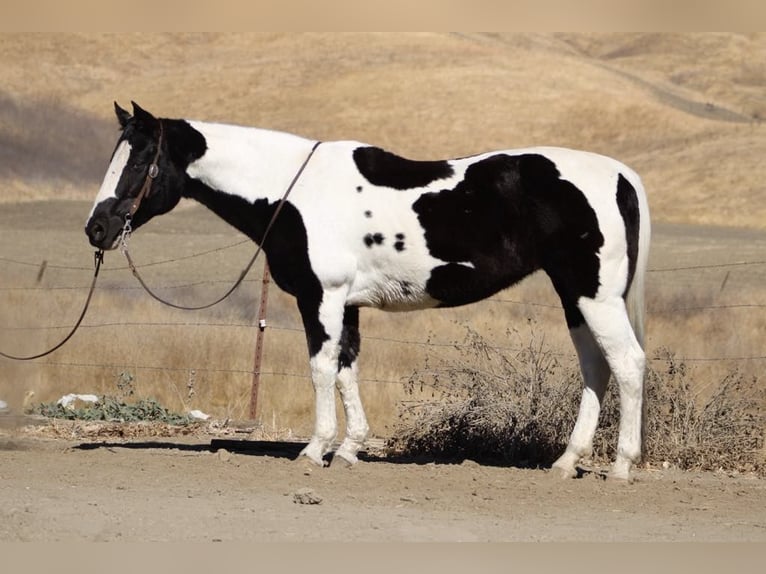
120 140 322 311
0 250 104 361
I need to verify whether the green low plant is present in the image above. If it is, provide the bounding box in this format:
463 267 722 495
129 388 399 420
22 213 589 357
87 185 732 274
33 396 194 426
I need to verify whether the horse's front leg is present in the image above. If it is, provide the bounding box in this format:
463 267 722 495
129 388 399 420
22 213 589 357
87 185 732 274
333 305 369 466
297 286 347 466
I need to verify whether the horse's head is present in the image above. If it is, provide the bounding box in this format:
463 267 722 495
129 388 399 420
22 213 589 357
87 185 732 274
85 102 184 250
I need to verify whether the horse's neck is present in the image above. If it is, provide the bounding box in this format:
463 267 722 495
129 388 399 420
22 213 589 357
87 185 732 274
184 120 316 205
179 121 316 244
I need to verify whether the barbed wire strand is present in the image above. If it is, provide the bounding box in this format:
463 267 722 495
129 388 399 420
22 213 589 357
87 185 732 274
2 253 766 370
2 250 764 274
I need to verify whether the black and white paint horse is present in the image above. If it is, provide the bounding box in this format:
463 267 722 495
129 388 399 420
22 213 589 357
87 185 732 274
87 102 650 480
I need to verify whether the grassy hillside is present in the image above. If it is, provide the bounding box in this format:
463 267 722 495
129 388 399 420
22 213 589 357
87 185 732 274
0 32 764 228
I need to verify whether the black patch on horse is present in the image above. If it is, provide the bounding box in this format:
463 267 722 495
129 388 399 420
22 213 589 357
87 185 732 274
413 153 603 318
413 154 537 306
525 154 604 328
616 173 640 299
165 119 208 165
337 306 360 370
184 179 329 356
353 146 454 190
363 232 384 247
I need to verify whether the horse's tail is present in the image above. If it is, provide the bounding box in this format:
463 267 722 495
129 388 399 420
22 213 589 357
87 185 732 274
625 174 651 350
623 172 650 458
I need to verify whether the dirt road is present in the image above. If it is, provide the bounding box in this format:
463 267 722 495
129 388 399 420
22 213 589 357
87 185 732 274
1 422 764 542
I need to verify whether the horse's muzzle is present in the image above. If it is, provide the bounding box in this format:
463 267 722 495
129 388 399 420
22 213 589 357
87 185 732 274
85 214 124 250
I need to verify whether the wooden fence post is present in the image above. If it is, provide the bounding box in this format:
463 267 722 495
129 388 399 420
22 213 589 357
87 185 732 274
249 262 271 421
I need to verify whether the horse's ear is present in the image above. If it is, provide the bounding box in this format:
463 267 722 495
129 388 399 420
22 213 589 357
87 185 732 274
114 102 131 129
131 101 158 133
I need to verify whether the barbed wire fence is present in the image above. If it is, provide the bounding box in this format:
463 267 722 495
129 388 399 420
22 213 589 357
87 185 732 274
1 243 765 424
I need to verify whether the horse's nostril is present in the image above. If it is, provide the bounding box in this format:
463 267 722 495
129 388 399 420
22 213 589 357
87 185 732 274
86 218 111 247
90 222 106 242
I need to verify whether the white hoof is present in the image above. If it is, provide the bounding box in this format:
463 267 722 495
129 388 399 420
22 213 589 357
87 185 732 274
551 450 580 479
332 453 356 467
299 439 330 467
550 463 578 480
332 449 358 467
333 437 364 467
609 457 633 482
297 451 327 467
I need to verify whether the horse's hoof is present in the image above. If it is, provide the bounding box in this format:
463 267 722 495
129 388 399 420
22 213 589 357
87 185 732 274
331 450 358 468
549 464 578 480
298 455 327 468
609 458 634 482
550 451 579 480
298 444 328 467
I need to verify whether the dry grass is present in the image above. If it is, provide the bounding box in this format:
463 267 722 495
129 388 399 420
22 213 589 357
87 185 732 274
643 348 765 474
388 325 765 475
3 250 763 447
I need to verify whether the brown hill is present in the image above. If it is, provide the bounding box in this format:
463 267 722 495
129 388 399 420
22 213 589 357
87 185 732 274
0 32 763 228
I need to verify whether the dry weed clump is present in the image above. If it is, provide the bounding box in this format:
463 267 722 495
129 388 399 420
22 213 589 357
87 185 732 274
643 348 765 475
389 326 765 476
389 325 582 466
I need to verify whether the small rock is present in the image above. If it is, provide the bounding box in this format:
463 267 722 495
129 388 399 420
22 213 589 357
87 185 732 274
293 487 322 505
57 393 99 410
188 409 211 421
217 448 232 463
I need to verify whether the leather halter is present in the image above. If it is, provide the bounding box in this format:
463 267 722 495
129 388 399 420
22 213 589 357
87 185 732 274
120 139 323 311
127 120 164 220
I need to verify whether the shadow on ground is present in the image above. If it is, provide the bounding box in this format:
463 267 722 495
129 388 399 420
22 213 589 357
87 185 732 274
71 437 589 475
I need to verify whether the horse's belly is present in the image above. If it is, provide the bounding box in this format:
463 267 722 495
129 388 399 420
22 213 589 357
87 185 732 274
346 275 439 311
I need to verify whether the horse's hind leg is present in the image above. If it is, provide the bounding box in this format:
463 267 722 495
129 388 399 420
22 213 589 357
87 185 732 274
577 295 646 481
333 305 370 466
552 319 611 479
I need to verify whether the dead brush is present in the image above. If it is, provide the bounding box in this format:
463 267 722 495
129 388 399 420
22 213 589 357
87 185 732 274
389 326 765 476
643 348 765 475
389 324 583 466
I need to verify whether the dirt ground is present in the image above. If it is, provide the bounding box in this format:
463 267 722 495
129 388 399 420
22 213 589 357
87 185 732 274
0 419 764 542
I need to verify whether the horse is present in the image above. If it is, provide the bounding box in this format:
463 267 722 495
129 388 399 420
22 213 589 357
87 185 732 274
86 102 650 480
